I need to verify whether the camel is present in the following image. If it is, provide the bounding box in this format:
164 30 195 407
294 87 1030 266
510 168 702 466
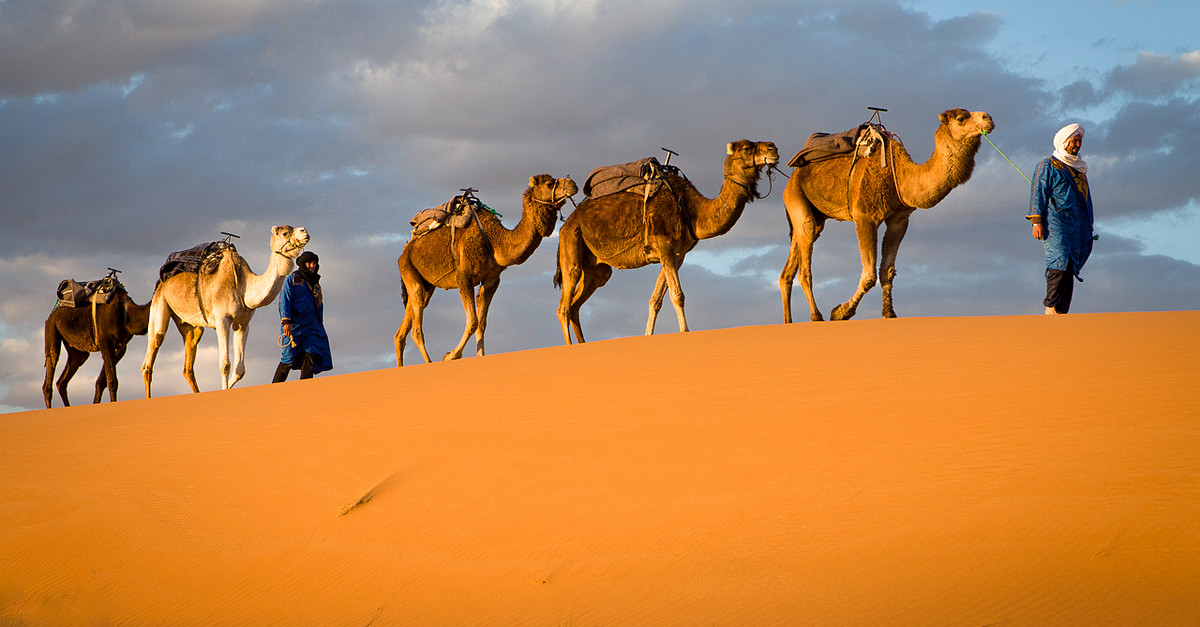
554 139 779 344
394 174 578 365
43 277 151 408
778 108 995 322
141 225 310 396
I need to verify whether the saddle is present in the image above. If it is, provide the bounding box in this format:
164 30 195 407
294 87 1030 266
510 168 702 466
409 190 498 238
157 240 238 283
787 123 893 169
410 195 475 237
55 274 124 308
582 157 680 199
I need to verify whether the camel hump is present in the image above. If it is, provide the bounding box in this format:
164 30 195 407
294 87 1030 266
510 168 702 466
788 123 896 168
582 157 680 199
157 241 238 283
54 276 125 308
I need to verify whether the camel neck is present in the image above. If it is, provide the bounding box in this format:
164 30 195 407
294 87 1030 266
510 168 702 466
690 174 757 240
891 133 980 209
485 195 558 267
243 247 294 309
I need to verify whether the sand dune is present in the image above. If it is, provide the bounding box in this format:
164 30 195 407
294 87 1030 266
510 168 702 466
3 311 1199 625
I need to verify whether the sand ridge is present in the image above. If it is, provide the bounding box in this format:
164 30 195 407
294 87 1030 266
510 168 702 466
3 311 1199 625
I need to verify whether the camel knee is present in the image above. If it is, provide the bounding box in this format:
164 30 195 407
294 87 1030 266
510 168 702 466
857 272 878 294
881 266 898 288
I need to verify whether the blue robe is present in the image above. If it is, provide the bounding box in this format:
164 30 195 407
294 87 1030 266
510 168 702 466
1028 156 1094 278
279 272 332 374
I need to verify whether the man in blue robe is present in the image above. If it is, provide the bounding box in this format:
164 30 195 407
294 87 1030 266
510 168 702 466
1027 123 1095 314
272 251 332 381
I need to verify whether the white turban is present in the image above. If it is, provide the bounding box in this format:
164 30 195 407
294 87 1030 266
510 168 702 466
1052 123 1087 174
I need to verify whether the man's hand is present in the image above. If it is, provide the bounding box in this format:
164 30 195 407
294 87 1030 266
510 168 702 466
1032 224 1045 240
282 322 292 336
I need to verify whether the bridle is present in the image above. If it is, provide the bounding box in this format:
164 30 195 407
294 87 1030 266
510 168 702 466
275 232 308 258
724 155 785 201
530 177 578 222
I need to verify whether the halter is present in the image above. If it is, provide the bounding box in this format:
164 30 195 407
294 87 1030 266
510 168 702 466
724 156 781 200
275 236 306 258
530 177 578 222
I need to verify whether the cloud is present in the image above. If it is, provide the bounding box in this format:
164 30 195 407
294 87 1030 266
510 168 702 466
3 0 1199 412
1103 50 1200 99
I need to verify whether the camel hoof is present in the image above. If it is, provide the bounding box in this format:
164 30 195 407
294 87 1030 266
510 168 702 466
882 309 897 319
831 304 854 321
810 312 825 322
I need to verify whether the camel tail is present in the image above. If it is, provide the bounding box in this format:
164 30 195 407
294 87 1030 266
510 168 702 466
552 259 562 290
400 280 408 307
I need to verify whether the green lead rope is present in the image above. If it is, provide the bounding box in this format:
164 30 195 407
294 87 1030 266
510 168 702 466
982 130 1030 184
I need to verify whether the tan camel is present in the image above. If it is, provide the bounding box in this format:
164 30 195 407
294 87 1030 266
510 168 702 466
141 225 310 396
554 139 779 344
779 108 994 322
43 278 151 408
394 174 578 366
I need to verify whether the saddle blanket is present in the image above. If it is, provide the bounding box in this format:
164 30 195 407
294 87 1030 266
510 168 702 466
157 241 236 283
582 157 672 199
410 196 475 237
786 124 874 168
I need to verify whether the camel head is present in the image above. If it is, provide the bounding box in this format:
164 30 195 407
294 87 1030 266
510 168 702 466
723 140 780 196
938 108 995 144
271 225 310 259
526 174 579 237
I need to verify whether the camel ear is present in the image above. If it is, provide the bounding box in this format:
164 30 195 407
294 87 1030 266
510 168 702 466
529 177 536 187
939 112 949 125
727 143 734 155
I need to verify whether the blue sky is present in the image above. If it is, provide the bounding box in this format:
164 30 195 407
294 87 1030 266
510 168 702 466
920 0 1200 262
3 0 1198 412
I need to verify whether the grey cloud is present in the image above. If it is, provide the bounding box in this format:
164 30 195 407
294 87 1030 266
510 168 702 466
4 0 1199 412
1104 51 1200 99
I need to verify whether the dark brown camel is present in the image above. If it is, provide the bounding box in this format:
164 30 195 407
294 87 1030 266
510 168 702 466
43 287 151 408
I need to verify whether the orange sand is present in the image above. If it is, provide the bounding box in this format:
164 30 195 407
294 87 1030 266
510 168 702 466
3 311 1199 625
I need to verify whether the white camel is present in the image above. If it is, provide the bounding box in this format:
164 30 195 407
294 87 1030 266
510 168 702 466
141 225 310 396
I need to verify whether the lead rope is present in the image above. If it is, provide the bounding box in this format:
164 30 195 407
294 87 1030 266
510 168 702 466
982 130 1031 184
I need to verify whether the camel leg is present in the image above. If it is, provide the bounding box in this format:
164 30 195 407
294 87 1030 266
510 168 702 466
394 304 413 367
93 341 124 403
446 276 479 361
656 254 689 333
879 213 911 319
474 277 500 358
55 347 90 408
214 318 234 390
832 220 880 321
408 285 434 364
228 321 249 388
179 322 205 394
569 264 611 344
142 296 174 398
43 324 63 408
645 269 669 335
779 211 826 323
556 250 583 344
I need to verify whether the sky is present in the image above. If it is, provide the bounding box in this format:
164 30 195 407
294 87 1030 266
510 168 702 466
3 0 1198 413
